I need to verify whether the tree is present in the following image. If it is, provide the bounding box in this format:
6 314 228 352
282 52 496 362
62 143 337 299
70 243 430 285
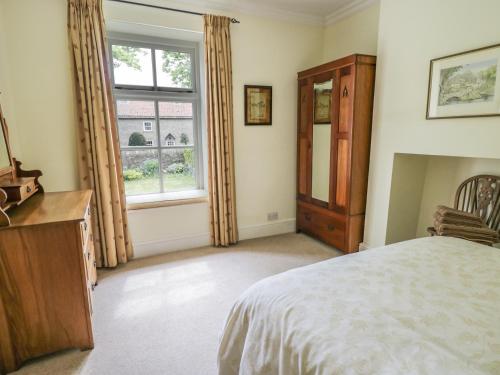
112 46 143 70
162 51 192 87
112 45 192 87
180 133 189 145
128 132 146 146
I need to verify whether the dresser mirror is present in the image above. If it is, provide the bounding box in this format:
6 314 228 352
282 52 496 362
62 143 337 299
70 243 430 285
311 79 333 203
0 104 13 178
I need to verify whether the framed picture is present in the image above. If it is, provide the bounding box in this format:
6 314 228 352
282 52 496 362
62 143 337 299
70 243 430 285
427 43 500 119
314 89 332 124
244 85 272 125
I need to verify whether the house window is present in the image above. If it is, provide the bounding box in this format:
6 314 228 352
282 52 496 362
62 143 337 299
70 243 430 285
165 133 176 146
110 35 202 198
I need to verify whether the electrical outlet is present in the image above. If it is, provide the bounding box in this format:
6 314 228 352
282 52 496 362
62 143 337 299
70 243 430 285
267 212 279 221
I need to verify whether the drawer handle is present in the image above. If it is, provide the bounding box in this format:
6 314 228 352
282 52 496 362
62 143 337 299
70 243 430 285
87 251 91 260
26 186 32 193
93 260 97 267
84 222 87 231
91 283 96 291
304 213 312 221
327 224 335 231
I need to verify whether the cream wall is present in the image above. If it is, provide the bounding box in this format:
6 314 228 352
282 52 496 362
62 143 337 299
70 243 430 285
321 2 380 62
0 0 79 191
385 153 427 244
365 0 500 248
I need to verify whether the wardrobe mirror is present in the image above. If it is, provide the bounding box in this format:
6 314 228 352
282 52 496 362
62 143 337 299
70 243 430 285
311 79 332 203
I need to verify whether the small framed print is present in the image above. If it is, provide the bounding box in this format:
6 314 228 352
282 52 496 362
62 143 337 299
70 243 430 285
314 89 332 124
427 43 500 119
244 85 272 125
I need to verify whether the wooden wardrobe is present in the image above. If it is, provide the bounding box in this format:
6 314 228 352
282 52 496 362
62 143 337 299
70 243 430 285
296 54 376 253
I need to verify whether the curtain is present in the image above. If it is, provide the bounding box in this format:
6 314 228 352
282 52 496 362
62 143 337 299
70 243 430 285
68 0 133 267
203 15 238 247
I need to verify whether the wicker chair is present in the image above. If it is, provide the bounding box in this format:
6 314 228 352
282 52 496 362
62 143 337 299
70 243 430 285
428 174 500 236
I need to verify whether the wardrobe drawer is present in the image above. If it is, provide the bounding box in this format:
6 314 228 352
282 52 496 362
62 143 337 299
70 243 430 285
297 205 345 249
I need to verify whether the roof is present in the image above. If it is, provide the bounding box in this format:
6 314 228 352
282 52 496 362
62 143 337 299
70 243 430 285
117 100 193 118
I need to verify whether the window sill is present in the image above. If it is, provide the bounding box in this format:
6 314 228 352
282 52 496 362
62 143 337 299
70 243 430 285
126 190 208 211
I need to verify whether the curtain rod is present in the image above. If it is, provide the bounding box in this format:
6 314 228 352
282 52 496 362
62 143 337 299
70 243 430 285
106 0 240 23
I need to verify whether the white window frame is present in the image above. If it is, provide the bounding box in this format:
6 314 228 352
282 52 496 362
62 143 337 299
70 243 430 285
109 33 204 203
145 140 153 146
143 121 153 132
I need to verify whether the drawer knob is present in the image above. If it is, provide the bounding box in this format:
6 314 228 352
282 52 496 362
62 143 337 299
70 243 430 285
26 186 32 193
327 224 335 231
93 260 97 267
305 213 312 221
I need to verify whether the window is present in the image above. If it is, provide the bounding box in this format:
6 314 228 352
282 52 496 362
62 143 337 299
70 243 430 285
110 35 202 198
165 133 176 146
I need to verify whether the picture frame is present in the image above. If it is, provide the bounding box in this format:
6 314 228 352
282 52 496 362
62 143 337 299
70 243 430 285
314 88 332 124
426 43 500 119
244 85 272 125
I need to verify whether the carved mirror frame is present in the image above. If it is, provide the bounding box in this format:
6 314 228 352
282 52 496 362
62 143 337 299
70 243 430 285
0 103 14 179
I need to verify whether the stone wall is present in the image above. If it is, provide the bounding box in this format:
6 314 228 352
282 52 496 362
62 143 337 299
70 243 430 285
122 148 192 172
118 117 194 147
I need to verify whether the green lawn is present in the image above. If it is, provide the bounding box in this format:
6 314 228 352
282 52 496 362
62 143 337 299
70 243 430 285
124 174 196 196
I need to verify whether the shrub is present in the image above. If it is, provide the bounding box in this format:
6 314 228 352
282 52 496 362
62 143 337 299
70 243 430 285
166 163 186 175
183 148 194 168
142 159 159 177
180 133 190 145
128 132 146 146
123 169 143 181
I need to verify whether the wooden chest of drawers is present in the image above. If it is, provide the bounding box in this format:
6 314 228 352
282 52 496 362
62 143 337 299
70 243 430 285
0 190 96 374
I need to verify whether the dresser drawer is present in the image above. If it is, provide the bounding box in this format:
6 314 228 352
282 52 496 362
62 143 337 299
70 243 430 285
297 203 345 249
85 233 97 288
0 177 37 203
80 205 91 250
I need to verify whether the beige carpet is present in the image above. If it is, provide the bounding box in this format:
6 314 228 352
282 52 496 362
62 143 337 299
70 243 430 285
14 233 341 375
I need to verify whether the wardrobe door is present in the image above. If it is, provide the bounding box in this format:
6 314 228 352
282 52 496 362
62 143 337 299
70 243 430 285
331 66 354 212
297 78 312 199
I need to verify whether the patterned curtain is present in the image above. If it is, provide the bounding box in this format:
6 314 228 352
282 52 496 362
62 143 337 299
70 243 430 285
203 15 238 246
68 0 133 267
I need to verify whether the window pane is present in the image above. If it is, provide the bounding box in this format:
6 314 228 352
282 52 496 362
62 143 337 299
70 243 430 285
155 49 193 89
159 102 193 147
122 149 160 196
161 148 196 192
112 45 153 86
116 100 157 147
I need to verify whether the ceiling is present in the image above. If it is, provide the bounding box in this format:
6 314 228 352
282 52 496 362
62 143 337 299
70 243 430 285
178 0 377 25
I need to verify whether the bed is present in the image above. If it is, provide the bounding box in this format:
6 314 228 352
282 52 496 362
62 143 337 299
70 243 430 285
218 236 500 375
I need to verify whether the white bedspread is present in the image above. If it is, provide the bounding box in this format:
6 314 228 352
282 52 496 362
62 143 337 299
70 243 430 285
218 237 500 375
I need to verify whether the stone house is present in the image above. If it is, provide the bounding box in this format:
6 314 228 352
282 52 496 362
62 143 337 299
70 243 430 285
116 101 194 147
116 101 195 172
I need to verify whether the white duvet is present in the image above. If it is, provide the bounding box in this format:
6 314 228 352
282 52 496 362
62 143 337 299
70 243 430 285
218 237 500 375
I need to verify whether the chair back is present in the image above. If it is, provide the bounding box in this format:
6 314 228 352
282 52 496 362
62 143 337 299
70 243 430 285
454 175 500 233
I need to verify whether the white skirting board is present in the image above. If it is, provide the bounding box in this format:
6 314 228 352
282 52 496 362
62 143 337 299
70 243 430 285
133 219 296 259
